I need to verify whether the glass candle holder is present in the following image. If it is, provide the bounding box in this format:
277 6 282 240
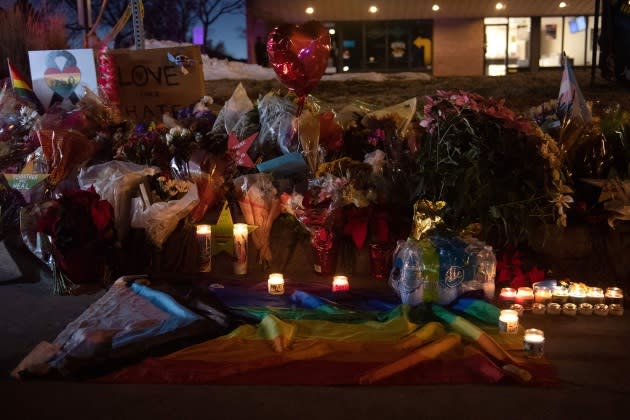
332 275 350 292
551 286 569 304
609 304 624 316
499 309 519 334
594 303 609 316
510 303 524 317
515 287 534 311
568 284 587 305
523 328 545 358
534 286 552 305
605 287 624 306
562 302 577 316
586 287 605 305
498 288 517 309
195 224 212 272
578 302 593 316
368 242 394 281
532 303 546 315
267 273 285 295
233 223 249 275
547 302 562 315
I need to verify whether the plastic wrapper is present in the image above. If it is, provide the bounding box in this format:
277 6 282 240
257 91 298 155
218 82 254 135
298 109 321 175
0 84 42 173
234 173 281 268
34 125 98 191
188 150 226 222
78 161 158 242
130 182 199 249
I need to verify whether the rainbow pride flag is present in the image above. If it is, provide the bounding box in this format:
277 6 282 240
7 59 44 114
98 284 557 386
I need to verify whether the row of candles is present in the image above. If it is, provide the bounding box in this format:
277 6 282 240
197 223 352 294
196 223 249 275
267 273 351 295
499 285 624 358
498 285 624 310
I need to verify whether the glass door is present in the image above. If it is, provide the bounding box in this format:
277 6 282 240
485 24 508 75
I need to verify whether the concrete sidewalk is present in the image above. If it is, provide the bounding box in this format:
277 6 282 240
2 235 630 419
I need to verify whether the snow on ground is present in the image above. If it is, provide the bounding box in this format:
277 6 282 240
143 39 431 82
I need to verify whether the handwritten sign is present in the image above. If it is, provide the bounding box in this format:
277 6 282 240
110 46 205 122
3 173 48 203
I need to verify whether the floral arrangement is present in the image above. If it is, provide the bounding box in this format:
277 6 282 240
35 187 115 294
414 89 572 246
1 69 628 293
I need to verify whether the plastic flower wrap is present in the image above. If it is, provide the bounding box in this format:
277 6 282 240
256 90 298 155
234 173 281 268
130 175 199 249
78 161 158 242
0 176 27 237
188 149 226 222
27 187 115 295
0 84 41 173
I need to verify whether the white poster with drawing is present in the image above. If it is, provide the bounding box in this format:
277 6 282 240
28 48 97 111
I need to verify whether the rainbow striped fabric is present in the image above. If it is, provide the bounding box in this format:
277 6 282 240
98 282 557 386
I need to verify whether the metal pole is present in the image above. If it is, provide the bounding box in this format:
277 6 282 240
131 0 145 50
591 0 601 86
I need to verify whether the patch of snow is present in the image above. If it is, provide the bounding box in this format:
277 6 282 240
141 39 431 82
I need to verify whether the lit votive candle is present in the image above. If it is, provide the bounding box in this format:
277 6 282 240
609 304 624 316
568 285 587 305
499 309 519 334
534 287 552 305
578 302 593 316
498 288 517 309
562 302 577 316
586 287 605 305
551 286 569 304
267 273 285 295
196 224 212 272
332 275 350 292
532 303 546 315
523 328 545 358
510 303 524 317
594 303 609 316
605 287 624 306
547 302 562 315
233 223 249 275
515 287 534 311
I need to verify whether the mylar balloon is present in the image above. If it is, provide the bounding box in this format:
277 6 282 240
266 21 331 113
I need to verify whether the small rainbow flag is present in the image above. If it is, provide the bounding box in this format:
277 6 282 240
6 59 44 114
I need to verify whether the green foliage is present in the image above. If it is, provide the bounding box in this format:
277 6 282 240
415 90 569 246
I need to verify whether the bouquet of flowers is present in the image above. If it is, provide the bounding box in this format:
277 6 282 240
34 187 115 294
234 173 281 268
415 90 571 246
0 85 41 173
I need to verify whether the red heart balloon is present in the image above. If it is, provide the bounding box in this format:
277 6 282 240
267 21 331 99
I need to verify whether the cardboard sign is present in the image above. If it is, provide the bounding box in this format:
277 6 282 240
110 46 205 122
28 48 97 111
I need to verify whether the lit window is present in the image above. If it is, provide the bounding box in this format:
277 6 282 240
559 2 567 8
495 2 505 10
368 5 378 14
432 4 440 12
328 28 336 35
305 6 314 14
